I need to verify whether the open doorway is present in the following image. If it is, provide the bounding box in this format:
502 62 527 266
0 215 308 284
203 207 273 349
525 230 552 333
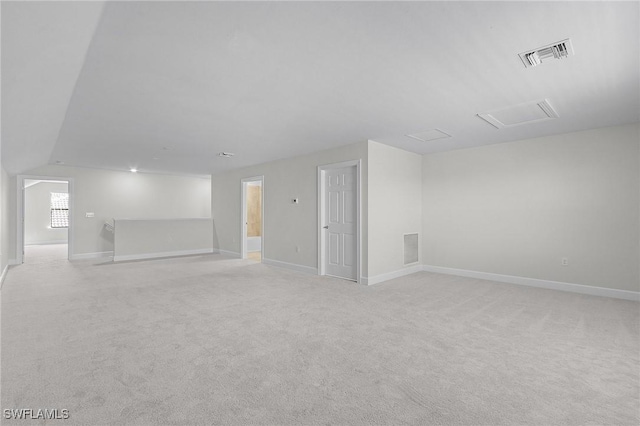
17 176 74 264
241 176 264 262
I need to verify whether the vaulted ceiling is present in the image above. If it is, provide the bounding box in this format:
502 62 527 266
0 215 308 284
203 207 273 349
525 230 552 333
2 1 638 176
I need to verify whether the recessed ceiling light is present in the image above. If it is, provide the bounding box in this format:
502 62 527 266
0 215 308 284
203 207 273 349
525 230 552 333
406 129 452 142
477 99 559 129
130 168 138 173
217 152 235 158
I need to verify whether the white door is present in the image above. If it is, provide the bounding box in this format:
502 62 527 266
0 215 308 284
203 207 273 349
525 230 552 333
324 166 357 280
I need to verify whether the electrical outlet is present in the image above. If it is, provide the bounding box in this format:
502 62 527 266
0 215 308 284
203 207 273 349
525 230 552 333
295 246 300 253
561 257 569 266
85 212 95 218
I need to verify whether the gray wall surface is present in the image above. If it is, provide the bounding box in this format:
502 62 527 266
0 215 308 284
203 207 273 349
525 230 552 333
113 218 213 260
422 123 640 292
367 141 422 279
1 167 9 274
212 142 369 274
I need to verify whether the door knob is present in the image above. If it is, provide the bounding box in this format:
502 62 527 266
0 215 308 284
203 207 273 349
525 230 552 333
323 225 329 229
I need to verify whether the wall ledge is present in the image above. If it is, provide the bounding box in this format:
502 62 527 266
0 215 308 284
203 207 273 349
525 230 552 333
422 265 639 301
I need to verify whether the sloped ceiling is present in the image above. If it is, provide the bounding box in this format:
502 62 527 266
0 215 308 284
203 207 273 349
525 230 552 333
1 1 105 174
2 1 639 176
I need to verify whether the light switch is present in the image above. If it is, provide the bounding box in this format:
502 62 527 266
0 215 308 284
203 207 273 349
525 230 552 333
85 212 95 218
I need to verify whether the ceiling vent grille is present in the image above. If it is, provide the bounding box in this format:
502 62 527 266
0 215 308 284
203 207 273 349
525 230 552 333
519 39 574 68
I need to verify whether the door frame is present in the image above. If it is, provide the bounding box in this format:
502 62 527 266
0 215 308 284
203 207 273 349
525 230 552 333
240 175 264 260
16 175 75 264
317 160 361 284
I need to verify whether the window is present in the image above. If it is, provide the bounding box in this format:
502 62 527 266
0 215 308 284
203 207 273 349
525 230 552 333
50 192 69 228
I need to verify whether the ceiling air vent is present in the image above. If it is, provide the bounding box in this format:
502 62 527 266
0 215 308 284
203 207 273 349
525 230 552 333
519 39 574 68
478 99 559 129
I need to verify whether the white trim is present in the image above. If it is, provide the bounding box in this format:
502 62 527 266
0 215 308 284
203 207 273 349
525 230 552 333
218 249 241 258
422 265 640 301
240 176 264 262
17 175 75 264
263 258 318 275
113 248 213 262
362 265 423 286
0 265 9 289
318 160 362 284
25 240 68 246
70 251 114 261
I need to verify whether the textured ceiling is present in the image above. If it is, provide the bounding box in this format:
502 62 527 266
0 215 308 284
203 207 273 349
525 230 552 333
2 1 638 176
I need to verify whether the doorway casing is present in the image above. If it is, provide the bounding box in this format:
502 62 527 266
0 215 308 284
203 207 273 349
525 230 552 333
16 175 75 263
240 176 264 260
317 160 361 284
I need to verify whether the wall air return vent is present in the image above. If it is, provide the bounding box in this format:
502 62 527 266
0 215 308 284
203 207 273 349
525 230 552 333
404 233 419 265
519 39 574 68
406 129 451 142
477 99 559 129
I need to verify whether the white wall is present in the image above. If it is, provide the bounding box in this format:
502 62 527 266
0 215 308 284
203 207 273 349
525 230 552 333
113 218 214 261
15 165 211 259
1 167 10 275
212 142 368 274
24 181 68 245
422 123 640 292
367 141 422 282
212 140 424 283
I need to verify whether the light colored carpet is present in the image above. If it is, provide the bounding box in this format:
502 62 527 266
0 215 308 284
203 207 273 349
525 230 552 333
1 245 638 425
23 243 69 264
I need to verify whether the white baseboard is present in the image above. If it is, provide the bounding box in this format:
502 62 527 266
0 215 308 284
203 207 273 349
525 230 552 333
263 258 318 275
362 264 423 286
218 249 240 258
25 240 68 246
113 248 213 262
422 265 639 301
70 251 114 261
